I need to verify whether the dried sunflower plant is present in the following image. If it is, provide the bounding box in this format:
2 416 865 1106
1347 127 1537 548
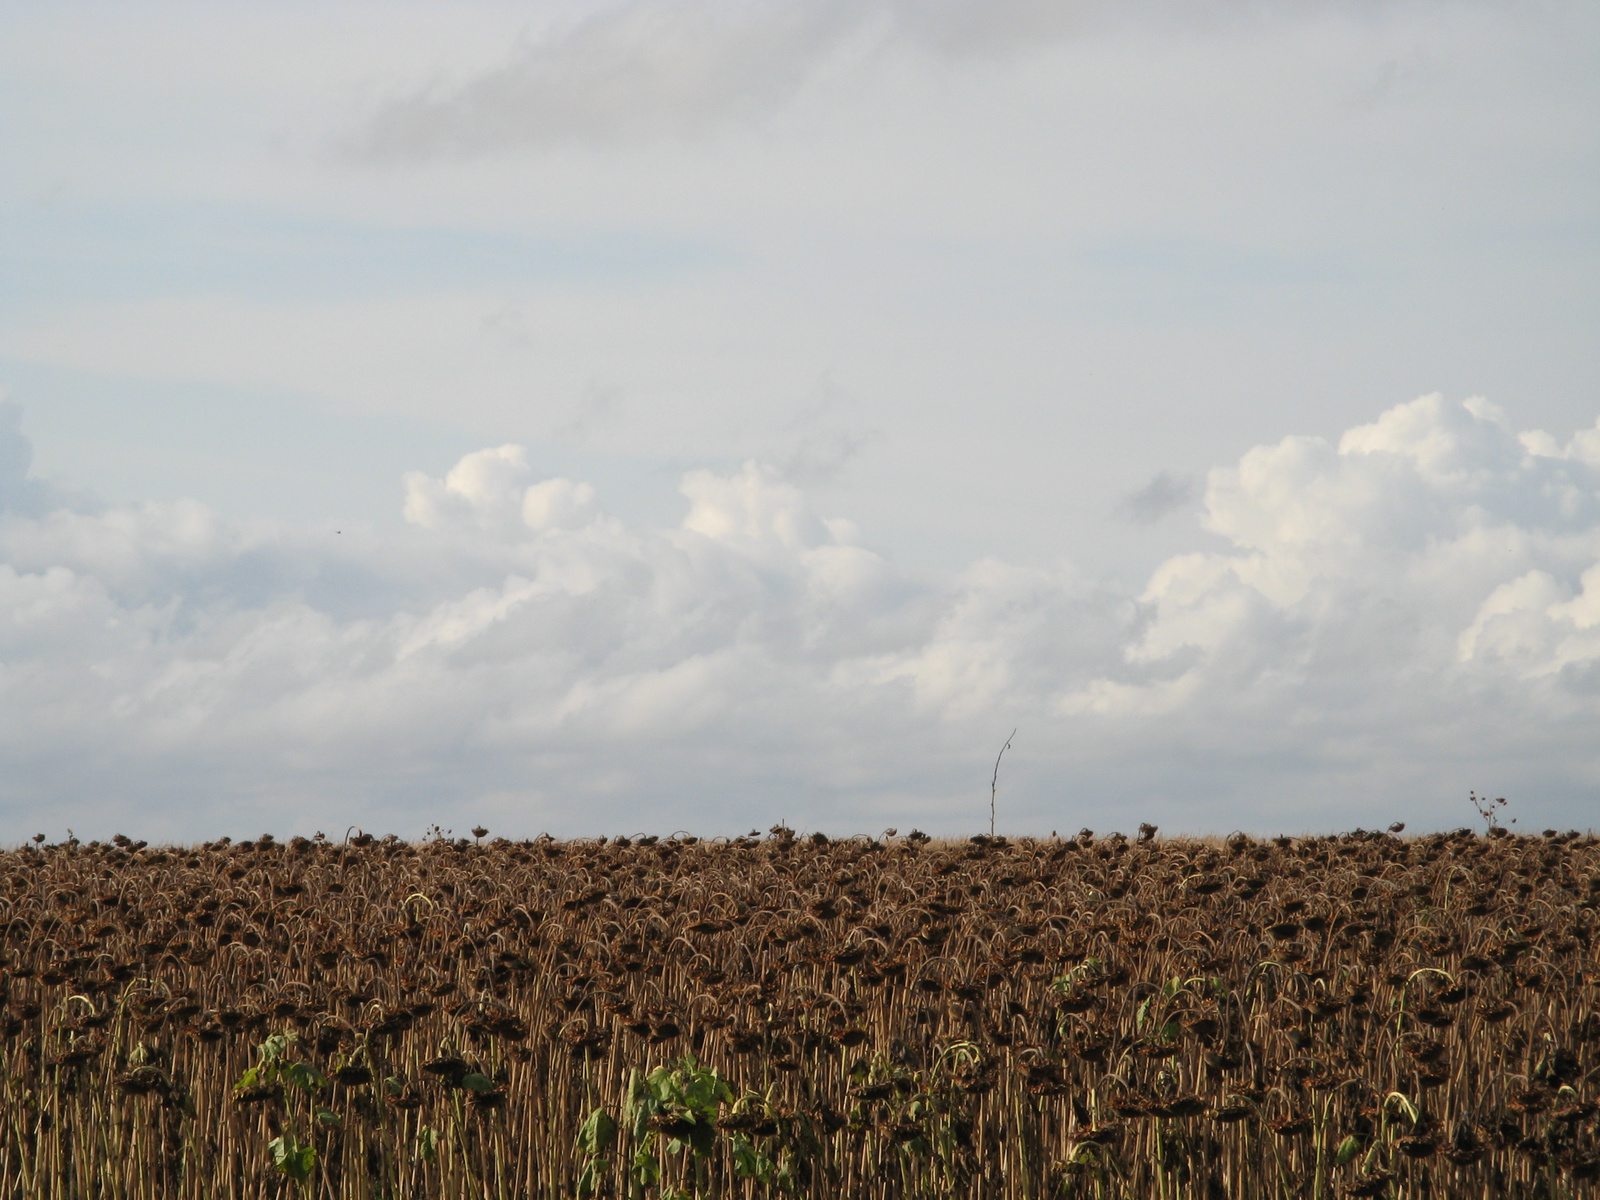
1 812 1598 1198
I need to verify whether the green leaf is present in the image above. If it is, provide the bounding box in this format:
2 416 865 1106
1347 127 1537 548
1335 1135 1362 1166
268 1134 316 1184
624 1068 658 1140
417 1125 439 1164
315 1106 343 1129
732 1136 774 1184
459 1073 497 1093
385 1075 404 1097
283 1062 325 1093
576 1158 606 1198
577 1107 618 1156
234 1066 260 1091
775 1146 801 1190
631 1148 660 1187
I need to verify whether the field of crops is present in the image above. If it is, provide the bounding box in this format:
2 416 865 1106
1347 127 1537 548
2 821 1598 1199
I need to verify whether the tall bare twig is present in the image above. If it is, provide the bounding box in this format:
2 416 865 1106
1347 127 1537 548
990 728 1016 838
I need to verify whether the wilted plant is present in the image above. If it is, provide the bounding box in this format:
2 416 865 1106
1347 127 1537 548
230 1031 333 1188
0 814 1596 1198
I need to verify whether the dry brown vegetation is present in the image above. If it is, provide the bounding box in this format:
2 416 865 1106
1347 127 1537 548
2 821 1599 1199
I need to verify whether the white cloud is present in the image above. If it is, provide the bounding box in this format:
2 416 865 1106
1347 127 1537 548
3 393 1600 841
1143 396 1600 681
522 478 600 532
402 444 536 533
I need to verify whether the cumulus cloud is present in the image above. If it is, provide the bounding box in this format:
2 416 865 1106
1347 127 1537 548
3 393 1600 841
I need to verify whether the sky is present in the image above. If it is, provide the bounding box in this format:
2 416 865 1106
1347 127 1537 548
1 0 1598 842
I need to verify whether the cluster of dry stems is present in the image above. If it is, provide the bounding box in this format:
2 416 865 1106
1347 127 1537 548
1 822 1598 1199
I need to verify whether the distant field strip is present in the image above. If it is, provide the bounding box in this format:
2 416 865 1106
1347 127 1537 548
1 826 1598 1198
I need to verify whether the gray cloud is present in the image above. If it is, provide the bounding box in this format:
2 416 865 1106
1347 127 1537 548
0 397 95 519
1116 469 1195 524
349 0 1336 158
355 0 867 157
0 400 54 517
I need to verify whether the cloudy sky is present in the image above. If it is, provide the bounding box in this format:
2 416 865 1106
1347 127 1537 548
1 0 1597 842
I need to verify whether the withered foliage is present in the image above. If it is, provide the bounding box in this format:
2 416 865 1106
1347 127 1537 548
1 824 1598 1198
